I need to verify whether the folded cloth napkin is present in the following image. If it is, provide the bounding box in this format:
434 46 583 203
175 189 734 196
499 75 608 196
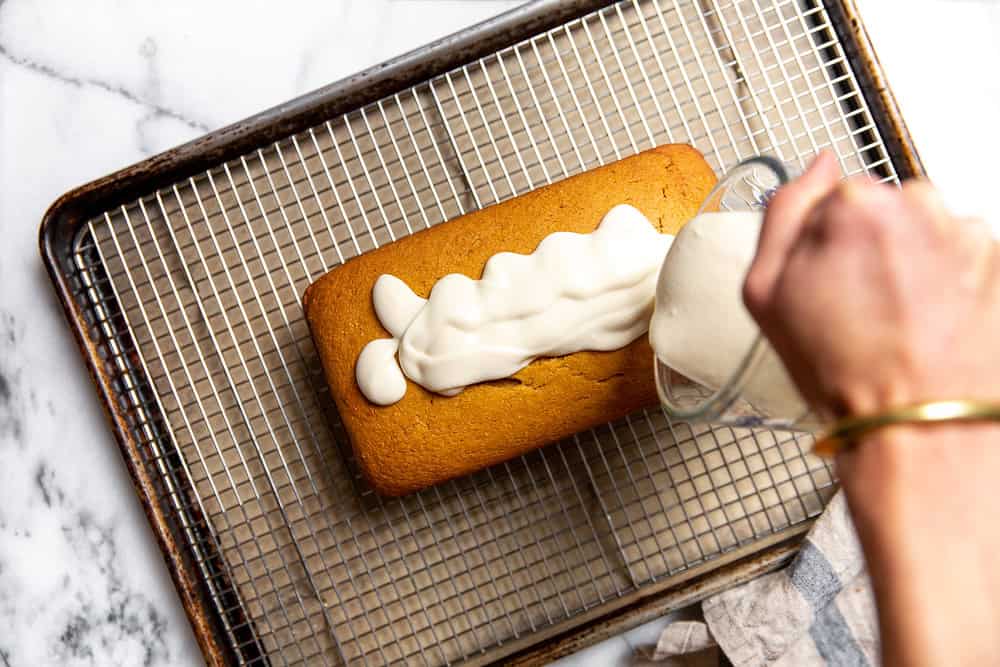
647 491 880 666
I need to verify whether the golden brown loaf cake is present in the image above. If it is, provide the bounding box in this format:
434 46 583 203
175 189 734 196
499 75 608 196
304 144 716 495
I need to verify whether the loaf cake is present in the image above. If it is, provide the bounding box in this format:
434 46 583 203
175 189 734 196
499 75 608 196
304 144 716 495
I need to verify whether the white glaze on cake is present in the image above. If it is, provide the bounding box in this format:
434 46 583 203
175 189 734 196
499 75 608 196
356 204 673 405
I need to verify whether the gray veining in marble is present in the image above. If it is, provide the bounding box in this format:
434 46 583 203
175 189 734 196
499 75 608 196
0 1 521 664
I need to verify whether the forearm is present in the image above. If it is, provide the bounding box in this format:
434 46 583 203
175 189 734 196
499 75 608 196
838 424 1000 666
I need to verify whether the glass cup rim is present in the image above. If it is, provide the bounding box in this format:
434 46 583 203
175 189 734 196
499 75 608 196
654 155 790 422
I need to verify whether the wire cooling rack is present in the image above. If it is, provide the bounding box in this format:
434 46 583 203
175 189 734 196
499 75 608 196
46 0 914 664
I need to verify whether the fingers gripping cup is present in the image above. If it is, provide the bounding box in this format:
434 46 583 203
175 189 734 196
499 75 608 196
651 156 817 430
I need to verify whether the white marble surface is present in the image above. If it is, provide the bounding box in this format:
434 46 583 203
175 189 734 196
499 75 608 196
0 2 521 665
1 1 997 666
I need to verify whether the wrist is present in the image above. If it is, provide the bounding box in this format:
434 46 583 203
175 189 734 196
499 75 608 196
838 420 1000 584
848 419 1000 466
838 420 1000 502
837 421 1000 569
837 422 1000 666
814 400 1000 458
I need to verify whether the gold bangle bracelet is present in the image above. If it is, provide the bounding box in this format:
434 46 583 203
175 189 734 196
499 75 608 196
812 399 1000 458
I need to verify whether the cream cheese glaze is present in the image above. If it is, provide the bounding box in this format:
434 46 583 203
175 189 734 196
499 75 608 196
356 204 673 405
649 210 807 419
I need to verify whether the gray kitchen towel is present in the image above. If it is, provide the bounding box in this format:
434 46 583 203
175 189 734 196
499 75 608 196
648 491 880 666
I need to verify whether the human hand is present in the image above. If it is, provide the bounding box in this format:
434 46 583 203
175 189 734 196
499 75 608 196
744 151 1000 665
744 151 1000 419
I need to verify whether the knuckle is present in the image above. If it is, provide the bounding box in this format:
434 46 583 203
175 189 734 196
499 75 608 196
900 178 930 194
833 177 866 202
900 178 939 203
742 270 770 315
824 180 895 241
820 208 858 241
902 179 951 230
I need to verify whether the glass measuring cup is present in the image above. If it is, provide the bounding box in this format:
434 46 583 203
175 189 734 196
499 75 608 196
653 156 819 431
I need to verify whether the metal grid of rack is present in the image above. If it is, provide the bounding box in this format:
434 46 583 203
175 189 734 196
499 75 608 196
67 0 896 663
